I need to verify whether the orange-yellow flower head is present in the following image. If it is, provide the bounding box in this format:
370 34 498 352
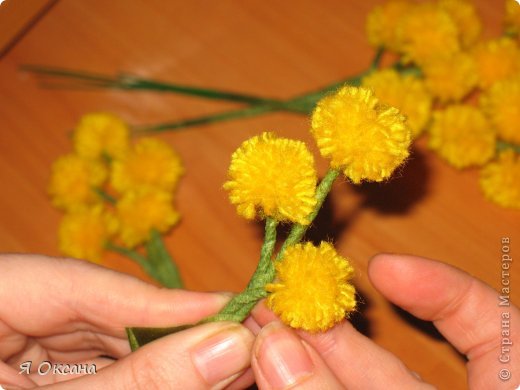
480 149 520 209
480 76 520 145
362 69 432 138
59 205 117 263
472 37 520 90
74 112 130 160
116 189 180 248
224 132 317 225
366 0 412 51
48 154 107 211
505 0 520 35
311 85 411 183
423 51 478 103
438 0 481 48
396 2 460 65
429 105 496 169
111 137 184 194
266 242 356 333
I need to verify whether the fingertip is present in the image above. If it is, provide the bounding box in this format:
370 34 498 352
253 322 315 389
251 299 279 327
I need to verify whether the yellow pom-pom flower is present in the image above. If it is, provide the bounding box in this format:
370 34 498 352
480 149 520 209
422 51 478 103
396 2 460 65
505 0 520 35
59 205 117 263
472 38 520 90
480 77 520 145
111 137 184 194
48 154 107 211
116 189 180 248
362 69 432 138
224 132 317 225
428 105 496 169
265 242 356 333
74 112 130 160
438 0 481 48
366 0 412 51
311 85 411 183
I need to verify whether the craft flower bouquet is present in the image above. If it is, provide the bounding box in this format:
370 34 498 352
39 0 520 349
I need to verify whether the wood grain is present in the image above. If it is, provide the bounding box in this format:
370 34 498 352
0 0 56 57
0 1 518 388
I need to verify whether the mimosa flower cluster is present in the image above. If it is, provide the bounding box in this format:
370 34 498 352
365 0 520 209
48 113 184 262
223 85 411 332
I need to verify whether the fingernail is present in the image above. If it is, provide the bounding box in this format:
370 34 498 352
191 324 252 387
255 322 314 389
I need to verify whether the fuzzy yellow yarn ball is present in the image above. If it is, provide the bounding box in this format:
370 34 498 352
311 85 411 183
266 242 356 333
224 132 317 225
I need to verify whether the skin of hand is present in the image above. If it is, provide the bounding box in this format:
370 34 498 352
0 254 255 390
250 254 520 390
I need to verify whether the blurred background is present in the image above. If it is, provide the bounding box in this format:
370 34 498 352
0 1 518 388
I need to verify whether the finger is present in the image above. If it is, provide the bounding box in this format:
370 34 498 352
368 254 520 389
0 361 36 389
252 302 432 389
34 331 128 359
0 254 228 339
45 321 254 390
252 322 343 390
225 368 255 390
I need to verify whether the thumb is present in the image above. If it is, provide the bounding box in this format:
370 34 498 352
47 322 254 390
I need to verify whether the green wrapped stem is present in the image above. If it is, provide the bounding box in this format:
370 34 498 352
277 168 340 259
205 217 278 322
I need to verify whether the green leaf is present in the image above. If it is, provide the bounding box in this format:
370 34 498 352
125 325 193 351
146 229 183 289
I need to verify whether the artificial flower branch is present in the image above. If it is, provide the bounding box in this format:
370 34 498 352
205 217 278 322
22 50 385 134
20 65 304 109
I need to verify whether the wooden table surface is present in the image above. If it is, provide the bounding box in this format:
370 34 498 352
0 1 518 388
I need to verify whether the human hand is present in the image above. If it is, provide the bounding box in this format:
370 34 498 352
250 254 520 389
0 254 255 389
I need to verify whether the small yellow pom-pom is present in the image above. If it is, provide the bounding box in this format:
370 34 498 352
396 2 460 65
362 69 432 137
428 105 496 169
224 132 317 225
111 137 184 194
311 85 411 183
480 150 520 209
472 37 520 90
116 189 180 248
59 205 117 263
74 112 130 160
422 52 478 103
438 0 481 48
48 154 107 211
366 0 412 51
480 76 520 145
266 242 356 333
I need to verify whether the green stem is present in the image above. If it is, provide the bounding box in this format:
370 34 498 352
145 230 183 288
93 188 116 204
204 217 278 322
132 103 286 134
106 242 156 277
277 168 341 259
496 140 520 154
21 65 305 111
